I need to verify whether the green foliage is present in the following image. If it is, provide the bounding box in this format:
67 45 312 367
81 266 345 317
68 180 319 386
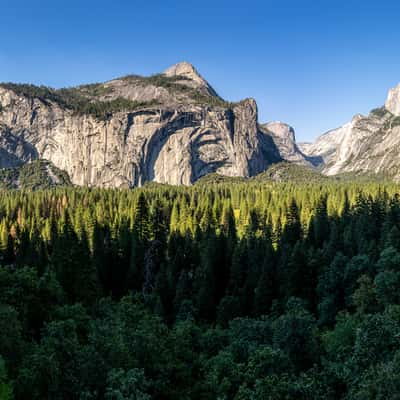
369 106 391 118
121 73 230 107
272 298 318 371
76 97 160 120
0 357 13 400
0 160 71 190
195 173 246 185
349 350 400 400
255 162 328 183
0 71 231 119
0 83 159 120
0 180 400 398
105 369 151 400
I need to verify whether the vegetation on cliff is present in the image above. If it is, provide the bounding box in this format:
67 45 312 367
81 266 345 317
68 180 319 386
0 83 159 120
0 71 230 119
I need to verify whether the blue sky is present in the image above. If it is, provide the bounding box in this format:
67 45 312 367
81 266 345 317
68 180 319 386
1 0 400 142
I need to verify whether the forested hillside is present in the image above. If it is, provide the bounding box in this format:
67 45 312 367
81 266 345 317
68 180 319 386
0 160 71 190
1 181 400 399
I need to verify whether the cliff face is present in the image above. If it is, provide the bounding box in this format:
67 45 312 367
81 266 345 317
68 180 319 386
385 83 400 116
0 62 282 187
300 84 400 180
260 121 312 166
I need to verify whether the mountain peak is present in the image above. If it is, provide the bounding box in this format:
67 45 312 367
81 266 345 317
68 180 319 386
163 61 219 98
263 121 296 142
385 83 400 116
163 61 201 81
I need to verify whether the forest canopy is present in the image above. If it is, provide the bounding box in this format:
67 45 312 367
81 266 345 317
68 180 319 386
1 180 400 399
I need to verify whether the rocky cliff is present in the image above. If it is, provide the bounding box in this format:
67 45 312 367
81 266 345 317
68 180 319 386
260 121 312 166
0 62 286 187
385 83 400 116
300 84 400 180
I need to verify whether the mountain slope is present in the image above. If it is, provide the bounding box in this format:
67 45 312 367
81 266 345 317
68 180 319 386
300 85 400 180
254 162 328 183
0 160 71 190
0 62 285 188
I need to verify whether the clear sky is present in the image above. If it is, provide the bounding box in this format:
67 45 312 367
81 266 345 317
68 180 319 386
1 0 400 142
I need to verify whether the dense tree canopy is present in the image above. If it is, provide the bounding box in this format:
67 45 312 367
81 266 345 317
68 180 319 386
1 180 400 399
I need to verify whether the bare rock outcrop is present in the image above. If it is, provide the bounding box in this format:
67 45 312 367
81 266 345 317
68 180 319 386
260 121 312 166
385 83 400 116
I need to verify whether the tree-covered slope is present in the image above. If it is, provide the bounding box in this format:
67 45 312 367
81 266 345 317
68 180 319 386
0 160 71 190
254 162 392 184
254 162 328 183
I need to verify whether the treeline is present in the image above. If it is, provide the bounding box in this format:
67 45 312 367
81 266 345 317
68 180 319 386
122 73 231 107
1 181 400 398
0 83 158 120
0 73 229 119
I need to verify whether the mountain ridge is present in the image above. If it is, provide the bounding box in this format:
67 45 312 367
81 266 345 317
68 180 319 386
1 62 400 187
301 84 400 180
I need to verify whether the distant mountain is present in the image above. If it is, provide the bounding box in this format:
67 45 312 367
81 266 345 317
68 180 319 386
259 122 313 166
299 84 400 180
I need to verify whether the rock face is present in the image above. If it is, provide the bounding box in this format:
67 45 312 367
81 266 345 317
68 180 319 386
260 121 312 166
298 118 362 172
0 63 283 187
163 61 219 98
385 83 400 116
300 85 400 179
